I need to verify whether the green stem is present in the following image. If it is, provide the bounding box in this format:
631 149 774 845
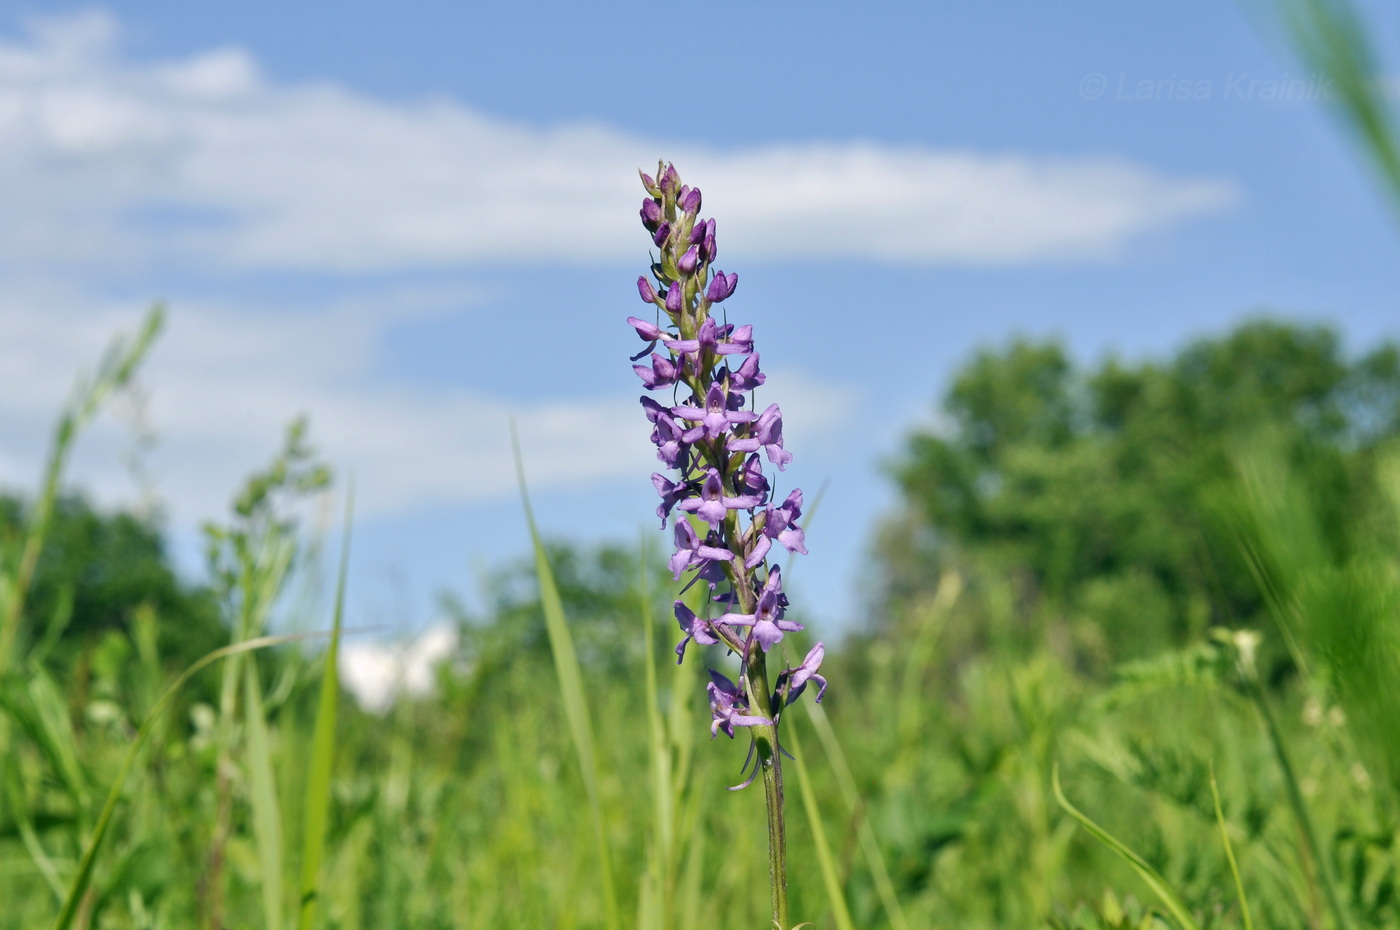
746 650 788 929
1247 678 1352 930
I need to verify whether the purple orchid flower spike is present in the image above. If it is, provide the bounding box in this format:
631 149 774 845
674 600 720 663
776 643 828 705
629 163 826 928
707 670 771 739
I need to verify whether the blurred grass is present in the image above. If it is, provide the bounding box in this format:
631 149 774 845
1 323 1397 930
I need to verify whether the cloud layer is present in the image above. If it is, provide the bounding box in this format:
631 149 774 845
0 11 1236 535
0 11 1238 275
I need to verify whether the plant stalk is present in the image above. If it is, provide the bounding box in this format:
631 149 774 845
746 651 788 929
1246 677 1353 930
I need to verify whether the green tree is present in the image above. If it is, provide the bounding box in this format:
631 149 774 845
0 492 224 671
881 319 1400 665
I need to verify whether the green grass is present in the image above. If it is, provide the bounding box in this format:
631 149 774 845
7 257 1400 928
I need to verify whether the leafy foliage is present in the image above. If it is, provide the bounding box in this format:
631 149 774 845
883 319 1400 664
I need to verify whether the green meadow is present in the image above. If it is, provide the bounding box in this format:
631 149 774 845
4 306 1400 929
6 5 1400 925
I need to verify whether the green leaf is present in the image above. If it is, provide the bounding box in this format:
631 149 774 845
296 490 353 930
1052 765 1201 930
52 630 320 930
245 659 285 930
786 715 855 930
511 423 620 930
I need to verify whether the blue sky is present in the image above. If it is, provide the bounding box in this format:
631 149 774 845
1 1 1398 652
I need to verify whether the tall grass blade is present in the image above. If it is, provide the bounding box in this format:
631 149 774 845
0 305 163 672
511 422 620 930
51 631 322 930
296 490 353 930
1052 764 1201 930
786 714 855 930
5 758 65 903
3 666 91 815
245 660 285 930
639 535 673 930
806 701 911 930
1284 0 1400 215
1209 764 1253 930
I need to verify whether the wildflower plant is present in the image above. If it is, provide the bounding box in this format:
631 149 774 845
629 161 826 927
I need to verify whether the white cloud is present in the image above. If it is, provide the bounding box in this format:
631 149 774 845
339 623 458 713
0 10 1237 539
0 11 1237 275
0 293 660 522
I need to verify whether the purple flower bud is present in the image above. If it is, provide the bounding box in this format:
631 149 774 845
729 353 765 393
653 222 671 248
664 284 683 314
737 453 769 498
659 163 680 196
636 277 658 304
639 168 658 194
702 220 717 263
634 352 680 390
706 271 738 303
678 245 700 276
680 186 702 214
690 217 715 249
640 198 663 231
